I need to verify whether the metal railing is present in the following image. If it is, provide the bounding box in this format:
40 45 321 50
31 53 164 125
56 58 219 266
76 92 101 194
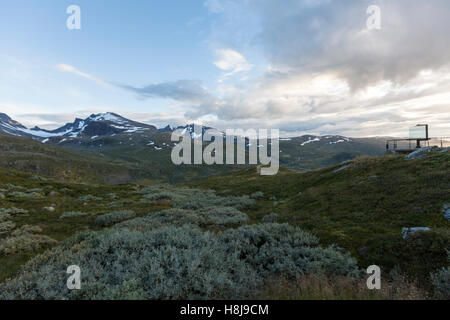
386 137 450 152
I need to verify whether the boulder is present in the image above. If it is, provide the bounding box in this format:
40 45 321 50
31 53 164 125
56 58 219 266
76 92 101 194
405 147 432 160
333 164 351 173
443 203 450 221
402 227 430 239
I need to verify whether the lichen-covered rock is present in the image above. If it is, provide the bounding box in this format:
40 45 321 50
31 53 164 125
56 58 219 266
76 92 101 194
402 227 430 239
405 147 432 160
443 203 450 222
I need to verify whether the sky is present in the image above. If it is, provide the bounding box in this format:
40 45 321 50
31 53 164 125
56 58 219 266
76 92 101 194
0 0 449 137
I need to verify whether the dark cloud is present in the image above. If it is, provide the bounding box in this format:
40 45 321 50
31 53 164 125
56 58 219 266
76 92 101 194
113 1 450 137
208 0 450 90
118 80 212 103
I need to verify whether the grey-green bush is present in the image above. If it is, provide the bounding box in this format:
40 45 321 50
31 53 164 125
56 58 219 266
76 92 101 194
138 185 255 210
94 210 136 227
59 211 89 220
7 191 43 199
115 209 200 232
0 213 11 222
219 223 360 279
0 225 57 255
196 207 248 228
0 226 259 300
0 223 359 300
250 191 264 199
0 221 16 234
77 195 103 203
116 207 248 232
262 212 279 223
431 252 450 299
0 207 29 216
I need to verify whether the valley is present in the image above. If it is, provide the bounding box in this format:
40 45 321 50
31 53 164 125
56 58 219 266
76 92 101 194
0 112 448 300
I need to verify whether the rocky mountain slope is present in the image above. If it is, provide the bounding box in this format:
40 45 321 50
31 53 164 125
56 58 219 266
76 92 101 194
0 112 387 177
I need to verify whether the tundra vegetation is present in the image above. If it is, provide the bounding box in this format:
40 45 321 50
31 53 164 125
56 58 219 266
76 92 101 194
0 149 448 299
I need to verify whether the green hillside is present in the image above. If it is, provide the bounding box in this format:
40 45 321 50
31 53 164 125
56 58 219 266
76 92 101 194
0 133 148 184
0 139 448 298
189 150 450 286
278 136 387 170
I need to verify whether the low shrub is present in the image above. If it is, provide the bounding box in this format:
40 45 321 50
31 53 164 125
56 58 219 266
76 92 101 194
116 207 248 232
0 223 360 300
431 252 450 300
7 191 43 199
0 225 57 256
94 210 136 227
0 226 258 300
262 212 279 223
77 195 103 203
2 184 26 191
59 211 89 220
0 221 16 234
138 185 255 210
0 207 29 216
0 213 11 222
219 223 360 279
115 209 201 232
141 192 173 202
250 191 264 199
431 267 450 300
197 207 248 228
108 199 134 208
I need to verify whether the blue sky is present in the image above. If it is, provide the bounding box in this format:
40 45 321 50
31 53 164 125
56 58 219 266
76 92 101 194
1 0 450 137
0 1 221 125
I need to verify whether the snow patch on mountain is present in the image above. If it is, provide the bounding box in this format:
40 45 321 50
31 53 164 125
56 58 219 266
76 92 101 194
301 137 321 146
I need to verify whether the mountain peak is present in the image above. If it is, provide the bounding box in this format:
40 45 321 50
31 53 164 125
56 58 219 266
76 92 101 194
0 112 157 139
0 113 28 136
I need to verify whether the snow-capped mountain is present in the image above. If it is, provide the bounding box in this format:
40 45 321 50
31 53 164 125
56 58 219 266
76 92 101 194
160 123 223 139
0 113 41 138
295 135 352 146
0 112 157 140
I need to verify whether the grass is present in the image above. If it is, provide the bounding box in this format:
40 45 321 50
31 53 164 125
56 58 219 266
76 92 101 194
188 150 450 287
0 167 170 282
0 147 448 298
260 273 425 300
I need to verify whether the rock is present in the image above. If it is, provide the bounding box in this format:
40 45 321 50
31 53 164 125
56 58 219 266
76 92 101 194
48 191 59 197
369 175 378 179
402 227 430 239
298 192 303 196
333 164 351 173
405 147 432 160
43 206 55 212
405 147 433 160
443 203 450 221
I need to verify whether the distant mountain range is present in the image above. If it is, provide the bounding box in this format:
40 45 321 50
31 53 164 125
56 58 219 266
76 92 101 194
0 111 388 175
0 112 222 140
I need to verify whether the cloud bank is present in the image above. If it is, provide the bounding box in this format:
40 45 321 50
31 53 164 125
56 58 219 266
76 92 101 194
54 1 450 137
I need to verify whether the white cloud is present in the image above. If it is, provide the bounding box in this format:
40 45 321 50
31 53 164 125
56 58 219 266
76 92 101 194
55 64 107 86
213 49 253 76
